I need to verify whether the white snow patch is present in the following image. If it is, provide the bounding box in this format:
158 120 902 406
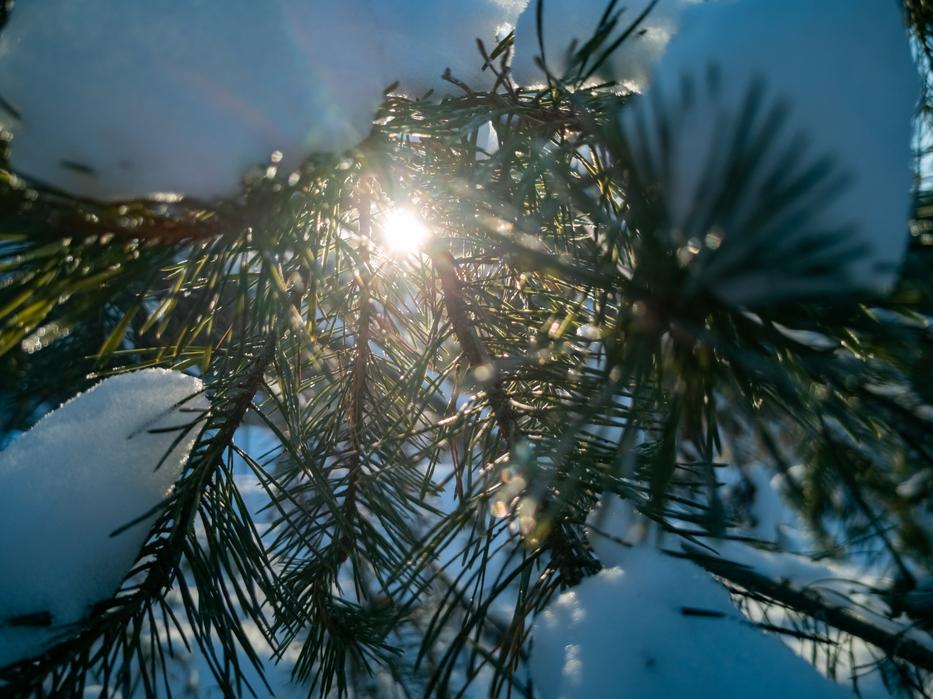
898 469 933 500
531 545 852 699
0 369 207 667
623 0 919 302
772 323 837 351
0 0 526 201
0 1 386 201
743 462 788 543
476 120 501 161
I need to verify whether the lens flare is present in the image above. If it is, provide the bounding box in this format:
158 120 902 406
381 207 430 254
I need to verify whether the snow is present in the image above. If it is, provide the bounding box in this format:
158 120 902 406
530 544 852 699
897 468 933 500
705 536 933 699
708 459 933 699
142 586 309 699
511 0 700 88
0 1 385 201
734 463 780 541
0 0 523 201
623 0 919 302
0 369 207 667
582 474 933 699
476 121 501 161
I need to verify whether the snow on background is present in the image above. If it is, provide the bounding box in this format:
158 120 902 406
623 0 919 299
0 0 388 200
0 369 206 667
0 0 919 294
0 0 526 201
510 0 701 88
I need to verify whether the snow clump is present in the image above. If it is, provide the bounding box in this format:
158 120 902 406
0 369 207 667
531 545 852 699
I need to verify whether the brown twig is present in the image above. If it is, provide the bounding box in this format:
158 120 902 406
431 248 518 447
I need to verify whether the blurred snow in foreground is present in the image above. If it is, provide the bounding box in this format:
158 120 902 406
0 369 206 667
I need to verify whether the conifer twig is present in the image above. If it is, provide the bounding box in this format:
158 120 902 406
680 549 933 673
431 248 518 446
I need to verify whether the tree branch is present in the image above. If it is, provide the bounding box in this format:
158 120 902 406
335 187 374 563
679 548 933 673
431 248 518 446
0 330 279 687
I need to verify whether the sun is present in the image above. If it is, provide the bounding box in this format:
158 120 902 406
381 207 431 254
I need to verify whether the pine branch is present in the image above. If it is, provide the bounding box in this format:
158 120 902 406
431 247 518 446
337 186 374 564
680 549 933 673
0 11 930 694
0 329 280 694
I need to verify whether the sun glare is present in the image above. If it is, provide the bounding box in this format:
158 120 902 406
381 207 431 254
